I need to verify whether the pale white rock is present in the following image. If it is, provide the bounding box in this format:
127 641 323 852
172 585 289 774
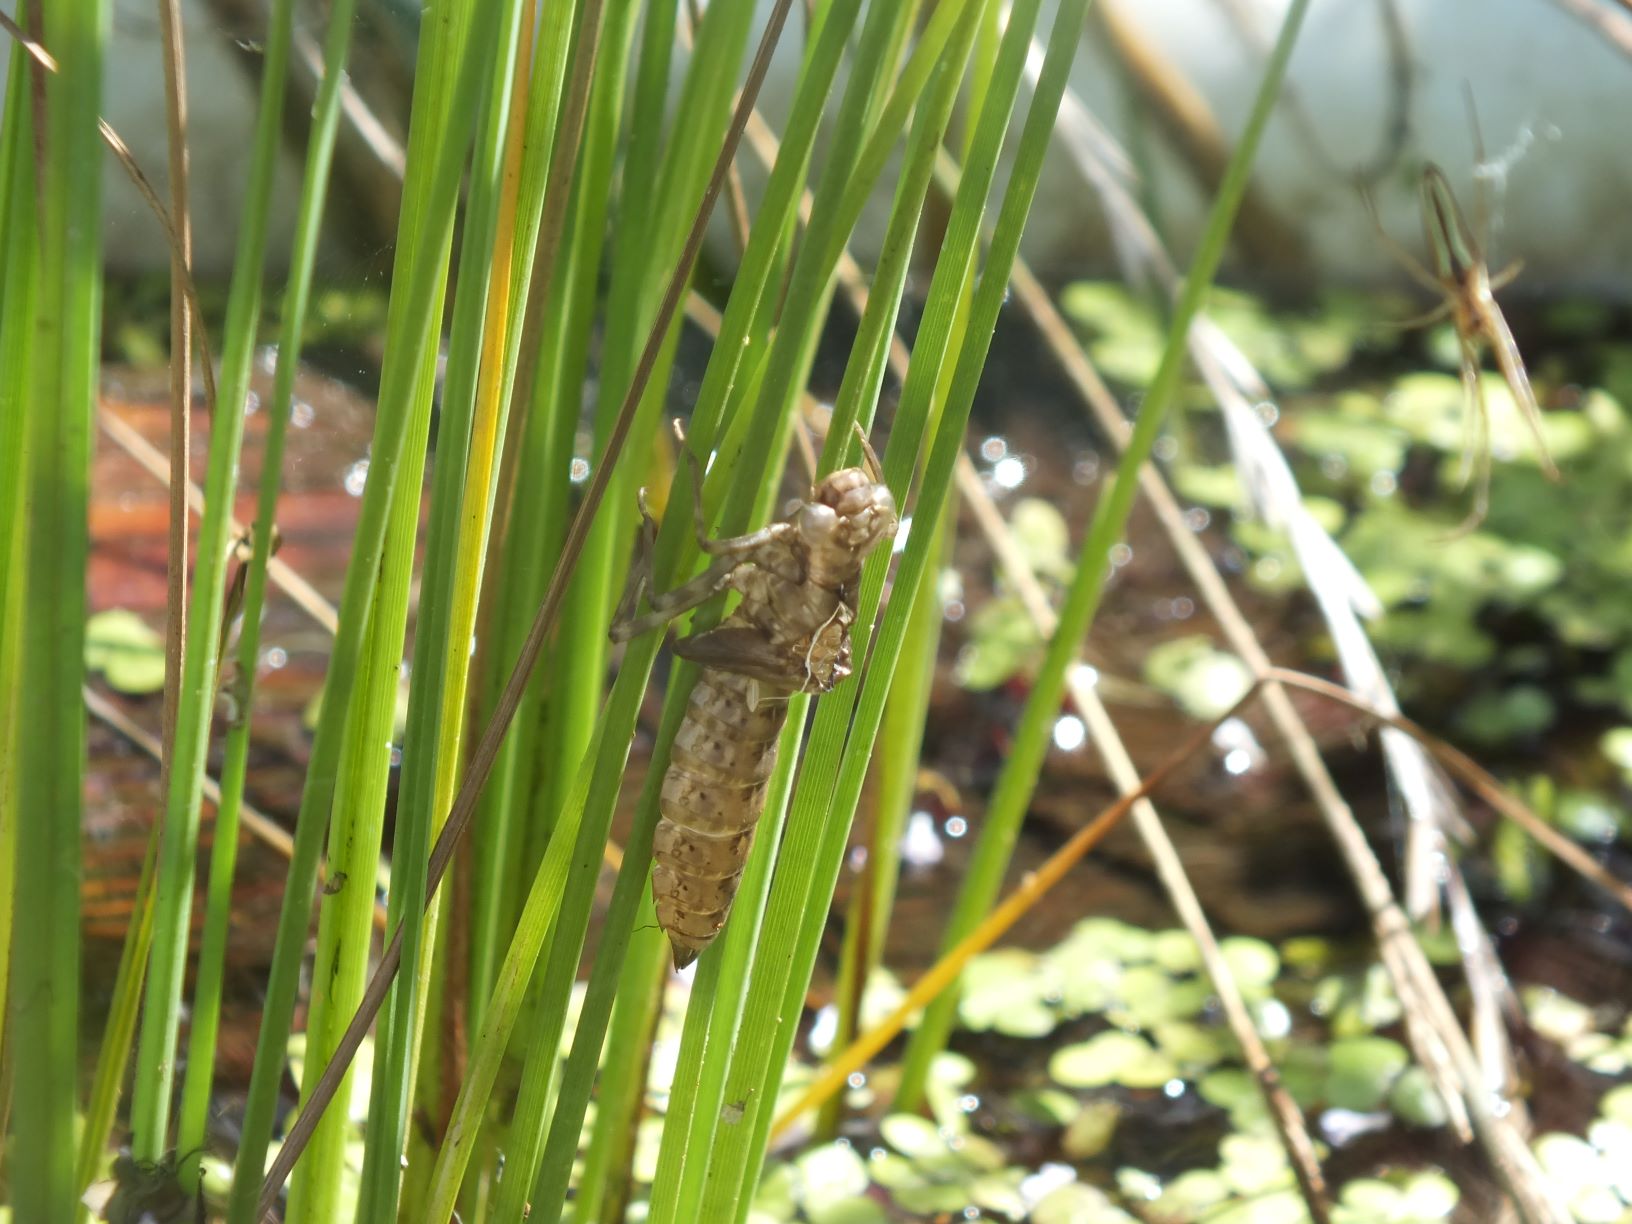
12 0 1631 293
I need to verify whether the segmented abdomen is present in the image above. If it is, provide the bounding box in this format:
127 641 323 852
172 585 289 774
652 669 788 968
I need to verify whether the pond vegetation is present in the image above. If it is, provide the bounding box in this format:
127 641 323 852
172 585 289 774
5 1 1632 1223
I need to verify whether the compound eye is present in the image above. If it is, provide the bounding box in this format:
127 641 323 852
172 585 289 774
797 502 839 540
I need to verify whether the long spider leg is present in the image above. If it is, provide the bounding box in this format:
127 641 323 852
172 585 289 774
1379 300 1455 332
1453 338 1486 489
1442 341 1491 539
1475 292 1558 480
1489 258 1523 293
1361 183 1450 297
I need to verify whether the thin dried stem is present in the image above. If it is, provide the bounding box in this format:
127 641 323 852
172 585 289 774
97 407 339 634
958 460 1331 1218
773 691 1240 1136
82 685 384 932
1269 671 1632 914
1006 247 1574 1222
1550 0 1632 61
776 662 1595 1224
995 66 1568 1208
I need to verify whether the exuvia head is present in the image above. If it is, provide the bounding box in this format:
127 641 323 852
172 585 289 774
791 467 898 561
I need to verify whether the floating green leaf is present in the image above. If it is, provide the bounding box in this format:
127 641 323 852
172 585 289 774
1030 1181 1137 1224
879 1114 949 1163
1314 962 1404 1037
1059 1099 1120 1160
1150 929 1202 974
84 609 168 695
1013 1088 1080 1128
1142 635 1253 721
1601 728 1632 783
1323 1036 1409 1111
1171 462 1246 510
1216 1133 1292 1197
1009 497 1075 582
1285 408 1409 476
1552 791 1627 844
1522 985 1598 1045
958 948 1059 1036
1106 964 1209 1028
1199 1066 1270 1134
1219 937 1280 992
955 594 1045 690
795 1143 870 1218
1153 1167 1230 1217
1153 1020 1233 1070
1601 1083 1632 1126
1049 1031 1177 1090
1333 1169 1459 1223
1387 1067 1450 1130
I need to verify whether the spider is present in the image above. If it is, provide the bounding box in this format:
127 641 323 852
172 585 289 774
1362 108 1559 534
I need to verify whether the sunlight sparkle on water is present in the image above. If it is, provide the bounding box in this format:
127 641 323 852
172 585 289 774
570 456 590 483
1163 1079 1186 1098
291 400 315 429
344 459 369 496
992 455 1027 490
1258 998 1292 1038
945 815 968 838
980 436 1007 462
263 646 287 669
1021 1164 1076 1207
808 1004 837 1054
1212 716 1266 775
1053 714 1086 752
901 810 944 867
